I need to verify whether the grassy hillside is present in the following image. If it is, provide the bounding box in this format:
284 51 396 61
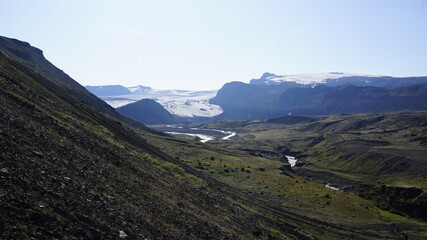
184 113 427 223
0 39 314 239
141 119 427 239
206 113 427 186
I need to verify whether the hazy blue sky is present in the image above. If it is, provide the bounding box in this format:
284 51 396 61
1 0 426 90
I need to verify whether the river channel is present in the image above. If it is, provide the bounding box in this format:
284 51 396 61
151 126 236 143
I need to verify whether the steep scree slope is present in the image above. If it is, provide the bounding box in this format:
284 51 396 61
0 39 313 239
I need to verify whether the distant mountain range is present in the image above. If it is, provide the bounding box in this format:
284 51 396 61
86 72 427 124
211 82 427 120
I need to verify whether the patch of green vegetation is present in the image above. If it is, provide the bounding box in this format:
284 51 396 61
160 161 186 176
138 152 203 185
377 209 408 221
140 129 385 226
139 152 161 165
5 90 36 110
160 161 203 184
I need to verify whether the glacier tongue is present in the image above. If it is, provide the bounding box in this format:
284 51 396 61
158 99 223 117
102 87 223 118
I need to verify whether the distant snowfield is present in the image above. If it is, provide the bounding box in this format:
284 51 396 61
102 87 223 117
263 72 383 85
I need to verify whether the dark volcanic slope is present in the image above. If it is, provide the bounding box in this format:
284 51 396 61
0 36 153 133
0 38 312 239
0 36 115 117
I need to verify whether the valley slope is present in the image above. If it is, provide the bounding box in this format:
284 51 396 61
185 113 427 223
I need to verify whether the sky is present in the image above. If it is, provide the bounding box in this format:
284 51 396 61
1 0 426 90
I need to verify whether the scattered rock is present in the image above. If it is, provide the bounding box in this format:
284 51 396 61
119 230 128 238
33 151 44 157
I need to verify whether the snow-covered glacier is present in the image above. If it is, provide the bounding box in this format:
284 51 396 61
250 72 384 85
98 86 223 118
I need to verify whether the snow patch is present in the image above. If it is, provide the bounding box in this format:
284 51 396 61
325 183 341 191
285 155 297 167
105 100 137 108
260 72 383 85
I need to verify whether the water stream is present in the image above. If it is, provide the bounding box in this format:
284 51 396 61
155 126 236 143
285 155 298 167
324 183 343 191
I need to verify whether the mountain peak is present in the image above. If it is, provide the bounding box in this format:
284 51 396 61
260 72 278 80
0 36 44 59
127 85 152 93
250 72 279 85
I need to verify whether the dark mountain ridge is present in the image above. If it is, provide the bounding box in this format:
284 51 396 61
0 36 159 133
211 78 427 120
117 99 176 125
0 36 115 116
